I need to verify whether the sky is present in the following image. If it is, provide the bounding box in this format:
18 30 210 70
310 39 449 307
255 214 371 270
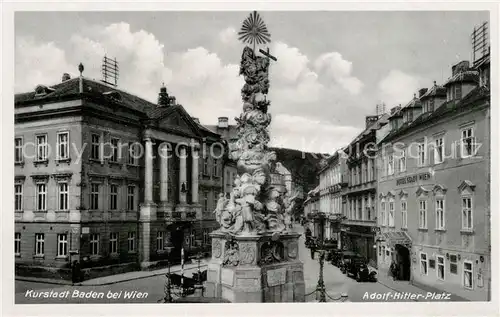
14 11 489 153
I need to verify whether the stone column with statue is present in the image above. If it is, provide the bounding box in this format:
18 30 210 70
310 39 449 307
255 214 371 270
205 11 305 303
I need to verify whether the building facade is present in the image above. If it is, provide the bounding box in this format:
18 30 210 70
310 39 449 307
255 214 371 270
14 72 224 279
375 57 490 301
341 116 386 267
317 151 348 248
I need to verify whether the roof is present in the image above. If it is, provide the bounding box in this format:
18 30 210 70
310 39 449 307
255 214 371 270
420 83 446 100
381 85 489 143
443 70 479 87
15 77 157 114
204 124 239 141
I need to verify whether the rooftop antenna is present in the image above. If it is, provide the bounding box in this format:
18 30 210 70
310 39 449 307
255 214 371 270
471 21 489 66
101 55 119 87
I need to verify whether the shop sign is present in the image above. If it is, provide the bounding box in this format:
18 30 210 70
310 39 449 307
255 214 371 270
396 172 432 186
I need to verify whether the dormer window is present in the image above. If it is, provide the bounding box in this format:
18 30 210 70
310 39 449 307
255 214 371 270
103 91 122 101
34 85 55 97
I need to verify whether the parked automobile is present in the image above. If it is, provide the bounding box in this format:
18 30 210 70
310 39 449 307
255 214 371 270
328 249 343 266
338 251 363 274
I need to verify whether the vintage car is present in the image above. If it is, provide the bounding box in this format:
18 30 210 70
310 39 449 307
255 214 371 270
339 252 377 282
327 249 343 267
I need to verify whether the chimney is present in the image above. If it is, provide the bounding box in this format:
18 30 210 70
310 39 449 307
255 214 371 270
158 84 170 107
218 117 229 128
418 88 428 98
452 61 470 76
62 73 71 82
365 115 378 129
192 117 200 124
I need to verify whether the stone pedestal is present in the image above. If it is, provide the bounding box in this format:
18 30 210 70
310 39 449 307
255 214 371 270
205 231 305 303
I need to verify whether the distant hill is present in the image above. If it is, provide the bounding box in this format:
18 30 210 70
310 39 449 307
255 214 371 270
270 146 329 191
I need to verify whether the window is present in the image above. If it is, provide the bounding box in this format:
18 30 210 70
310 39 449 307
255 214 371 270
90 184 99 210
203 229 210 245
128 232 136 252
449 254 458 274
127 185 135 211
401 201 407 229
417 143 426 166
436 199 445 230
370 159 375 180
213 159 219 176
226 170 231 188
156 231 164 251
203 191 209 212
57 132 69 160
429 99 435 112
109 184 118 210
203 156 209 175
380 200 386 226
58 182 69 211
91 134 100 160
15 138 23 163
463 261 473 289
420 253 428 275
437 255 445 280
388 154 394 175
419 200 427 229
461 127 476 158
110 138 119 162
90 234 99 256
57 234 68 257
35 233 45 256
109 232 118 254
128 142 138 165
454 84 462 100
399 149 406 172
15 184 23 212
388 200 395 227
213 192 219 212
190 230 196 247
462 196 473 231
36 134 48 161
36 183 47 211
15 233 21 255
434 137 444 164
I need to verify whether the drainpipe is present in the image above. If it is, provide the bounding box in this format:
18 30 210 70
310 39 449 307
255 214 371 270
485 106 491 301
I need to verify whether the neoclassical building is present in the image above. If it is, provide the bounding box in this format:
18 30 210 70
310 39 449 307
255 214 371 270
14 69 225 279
376 57 490 301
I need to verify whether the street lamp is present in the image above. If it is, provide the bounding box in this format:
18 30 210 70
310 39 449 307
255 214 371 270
162 243 174 303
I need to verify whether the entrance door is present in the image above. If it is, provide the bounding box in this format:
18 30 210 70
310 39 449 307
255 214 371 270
395 244 411 281
170 228 184 262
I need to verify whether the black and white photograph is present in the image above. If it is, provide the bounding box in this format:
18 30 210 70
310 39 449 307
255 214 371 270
1 2 499 316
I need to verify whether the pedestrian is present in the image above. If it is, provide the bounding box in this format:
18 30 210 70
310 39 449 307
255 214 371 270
390 260 399 281
310 239 317 260
71 260 81 284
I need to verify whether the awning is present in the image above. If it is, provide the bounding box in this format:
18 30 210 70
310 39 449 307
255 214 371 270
378 231 412 249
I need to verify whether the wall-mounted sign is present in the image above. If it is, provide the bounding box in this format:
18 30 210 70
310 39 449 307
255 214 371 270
396 172 432 186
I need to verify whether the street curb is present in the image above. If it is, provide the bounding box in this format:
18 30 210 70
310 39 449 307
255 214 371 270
16 264 208 287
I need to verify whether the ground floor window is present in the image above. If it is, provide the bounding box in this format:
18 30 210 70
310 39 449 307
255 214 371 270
463 261 473 289
109 232 118 254
90 234 100 256
420 252 428 275
35 233 44 256
437 255 445 280
57 234 68 257
128 232 136 253
157 231 164 251
15 233 21 255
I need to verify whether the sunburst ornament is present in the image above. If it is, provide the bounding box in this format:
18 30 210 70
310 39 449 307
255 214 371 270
238 11 271 51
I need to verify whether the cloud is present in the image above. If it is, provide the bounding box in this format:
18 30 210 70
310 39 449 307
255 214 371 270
218 27 238 45
15 23 365 153
378 69 427 107
15 37 73 91
270 114 360 153
314 52 364 95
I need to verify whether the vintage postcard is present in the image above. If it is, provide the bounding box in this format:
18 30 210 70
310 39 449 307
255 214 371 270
1 2 498 317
